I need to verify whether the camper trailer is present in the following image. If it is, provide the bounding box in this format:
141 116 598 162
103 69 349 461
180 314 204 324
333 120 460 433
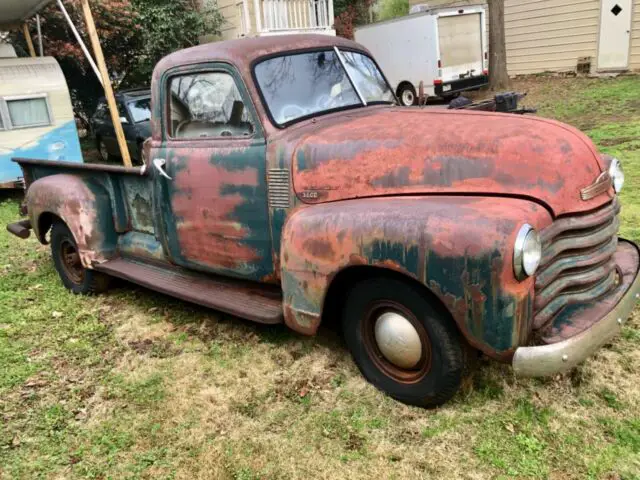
0 53 82 188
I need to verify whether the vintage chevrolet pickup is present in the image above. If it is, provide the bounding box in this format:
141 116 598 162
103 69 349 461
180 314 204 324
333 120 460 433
7 35 640 407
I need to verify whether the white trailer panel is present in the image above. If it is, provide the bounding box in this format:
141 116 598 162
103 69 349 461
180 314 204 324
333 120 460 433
355 5 488 105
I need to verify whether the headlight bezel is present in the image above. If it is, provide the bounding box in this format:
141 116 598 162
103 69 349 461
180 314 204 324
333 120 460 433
608 157 624 193
513 224 542 280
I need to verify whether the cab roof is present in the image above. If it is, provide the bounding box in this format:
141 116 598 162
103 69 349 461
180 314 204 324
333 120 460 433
153 34 367 77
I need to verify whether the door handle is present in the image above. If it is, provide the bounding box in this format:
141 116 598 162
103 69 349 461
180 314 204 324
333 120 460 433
152 158 172 180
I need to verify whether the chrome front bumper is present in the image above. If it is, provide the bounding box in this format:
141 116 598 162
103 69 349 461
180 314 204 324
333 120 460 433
513 239 640 377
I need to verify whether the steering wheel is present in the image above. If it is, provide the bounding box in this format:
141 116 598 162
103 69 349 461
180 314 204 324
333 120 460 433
280 104 307 122
316 94 341 111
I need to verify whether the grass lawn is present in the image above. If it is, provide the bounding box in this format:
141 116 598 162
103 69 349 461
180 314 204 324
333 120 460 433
1 76 639 479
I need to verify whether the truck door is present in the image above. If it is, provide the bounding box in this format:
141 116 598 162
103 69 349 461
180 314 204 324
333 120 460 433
150 63 273 281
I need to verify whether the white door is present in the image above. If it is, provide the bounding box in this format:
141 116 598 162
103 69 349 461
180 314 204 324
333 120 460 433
597 0 633 70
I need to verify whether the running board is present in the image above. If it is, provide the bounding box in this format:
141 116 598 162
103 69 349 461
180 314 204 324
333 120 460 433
95 258 283 324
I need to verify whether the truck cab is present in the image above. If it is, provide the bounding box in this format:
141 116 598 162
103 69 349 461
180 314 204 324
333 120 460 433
8 34 640 408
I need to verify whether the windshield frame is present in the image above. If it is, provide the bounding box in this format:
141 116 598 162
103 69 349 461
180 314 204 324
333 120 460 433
251 46 397 129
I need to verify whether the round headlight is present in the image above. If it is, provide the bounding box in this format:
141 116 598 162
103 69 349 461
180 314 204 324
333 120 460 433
608 157 624 193
514 224 542 280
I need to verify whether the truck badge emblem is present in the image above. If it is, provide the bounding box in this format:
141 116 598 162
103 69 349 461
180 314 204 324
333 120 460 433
580 171 612 201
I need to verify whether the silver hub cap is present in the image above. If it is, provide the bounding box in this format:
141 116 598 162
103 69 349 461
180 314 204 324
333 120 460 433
401 90 414 106
374 312 423 369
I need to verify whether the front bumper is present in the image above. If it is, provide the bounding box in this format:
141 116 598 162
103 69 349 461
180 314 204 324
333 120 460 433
434 74 488 97
513 239 640 376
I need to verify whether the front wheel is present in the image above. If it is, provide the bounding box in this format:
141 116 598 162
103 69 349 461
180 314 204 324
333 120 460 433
398 84 417 106
342 277 465 408
50 221 111 294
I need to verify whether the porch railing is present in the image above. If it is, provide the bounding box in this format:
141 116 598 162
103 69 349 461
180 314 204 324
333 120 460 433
252 0 334 34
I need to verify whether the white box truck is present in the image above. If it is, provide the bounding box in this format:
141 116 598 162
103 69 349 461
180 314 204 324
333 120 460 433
354 5 488 105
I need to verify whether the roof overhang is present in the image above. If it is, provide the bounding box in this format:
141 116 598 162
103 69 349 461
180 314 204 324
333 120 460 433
0 0 53 30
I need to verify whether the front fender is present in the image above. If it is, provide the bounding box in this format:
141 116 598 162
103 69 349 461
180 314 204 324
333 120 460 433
26 174 117 267
281 196 552 359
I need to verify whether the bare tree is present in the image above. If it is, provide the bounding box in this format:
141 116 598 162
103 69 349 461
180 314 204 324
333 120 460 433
488 0 509 90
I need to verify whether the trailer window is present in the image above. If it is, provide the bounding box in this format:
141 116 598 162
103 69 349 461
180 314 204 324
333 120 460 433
6 96 51 128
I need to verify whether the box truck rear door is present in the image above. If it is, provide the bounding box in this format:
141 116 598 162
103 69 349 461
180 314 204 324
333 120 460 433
437 12 483 84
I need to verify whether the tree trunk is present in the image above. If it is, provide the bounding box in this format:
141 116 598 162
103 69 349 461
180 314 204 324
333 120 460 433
488 0 508 90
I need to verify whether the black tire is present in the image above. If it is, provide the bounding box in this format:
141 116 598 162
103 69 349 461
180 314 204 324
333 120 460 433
398 84 417 106
342 277 465 408
50 221 111 294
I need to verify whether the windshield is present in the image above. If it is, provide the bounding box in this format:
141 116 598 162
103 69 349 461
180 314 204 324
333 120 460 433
127 97 151 123
254 48 395 126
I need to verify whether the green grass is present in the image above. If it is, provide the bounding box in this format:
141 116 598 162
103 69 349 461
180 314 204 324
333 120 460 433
1 76 640 479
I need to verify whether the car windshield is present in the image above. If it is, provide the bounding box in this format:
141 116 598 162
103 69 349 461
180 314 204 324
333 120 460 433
254 48 395 126
128 97 151 123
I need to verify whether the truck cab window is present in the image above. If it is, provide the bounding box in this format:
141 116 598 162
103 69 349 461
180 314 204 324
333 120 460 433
168 72 254 139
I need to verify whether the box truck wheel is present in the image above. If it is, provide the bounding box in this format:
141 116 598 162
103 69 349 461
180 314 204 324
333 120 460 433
342 277 466 407
397 83 417 106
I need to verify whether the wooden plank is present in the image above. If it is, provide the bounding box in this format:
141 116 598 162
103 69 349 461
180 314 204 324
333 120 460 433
22 23 36 57
80 0 132 167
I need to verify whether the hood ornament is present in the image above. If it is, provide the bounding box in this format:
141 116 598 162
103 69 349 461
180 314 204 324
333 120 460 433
580 171 612 200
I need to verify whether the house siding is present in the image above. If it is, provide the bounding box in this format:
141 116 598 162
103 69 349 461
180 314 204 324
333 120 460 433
407 0 640 73
631 0 640 70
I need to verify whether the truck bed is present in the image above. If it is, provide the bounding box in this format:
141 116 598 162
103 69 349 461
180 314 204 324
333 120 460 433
14 157 154 236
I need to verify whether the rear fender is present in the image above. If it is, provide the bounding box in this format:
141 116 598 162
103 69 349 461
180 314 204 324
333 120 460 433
281 196 552 359
26 174 117 267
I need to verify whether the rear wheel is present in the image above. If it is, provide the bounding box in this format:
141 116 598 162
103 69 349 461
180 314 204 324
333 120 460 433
342 277 465 408
50 221 111 294
397 84 417 106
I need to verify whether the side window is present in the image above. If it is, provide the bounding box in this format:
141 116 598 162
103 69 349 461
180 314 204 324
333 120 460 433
168 71 254 139
0 108 4 130
4 96 52 128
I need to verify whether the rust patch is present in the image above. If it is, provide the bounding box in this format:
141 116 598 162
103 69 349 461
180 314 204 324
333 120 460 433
171 150 261 269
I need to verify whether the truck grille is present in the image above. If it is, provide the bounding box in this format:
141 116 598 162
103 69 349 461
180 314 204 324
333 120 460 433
533 198 620 330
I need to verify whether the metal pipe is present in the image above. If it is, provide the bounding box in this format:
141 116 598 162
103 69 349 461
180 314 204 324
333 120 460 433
56 0 103 86
36 14 43 56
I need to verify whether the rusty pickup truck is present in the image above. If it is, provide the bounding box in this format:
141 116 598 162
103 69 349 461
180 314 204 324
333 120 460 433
7 35 640 408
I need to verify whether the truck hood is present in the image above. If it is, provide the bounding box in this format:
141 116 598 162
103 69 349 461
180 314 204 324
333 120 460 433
290 107 613 215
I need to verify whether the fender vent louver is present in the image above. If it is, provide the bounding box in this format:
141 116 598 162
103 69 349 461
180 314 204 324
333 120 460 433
268 168 290 209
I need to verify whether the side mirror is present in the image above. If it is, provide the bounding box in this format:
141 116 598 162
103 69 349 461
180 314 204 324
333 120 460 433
119 116 129 124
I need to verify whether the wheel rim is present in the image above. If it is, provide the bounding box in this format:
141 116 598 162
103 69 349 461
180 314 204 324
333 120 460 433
59 239 84 284
98 141 108 161
401 90 415 106
362 300 432 383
